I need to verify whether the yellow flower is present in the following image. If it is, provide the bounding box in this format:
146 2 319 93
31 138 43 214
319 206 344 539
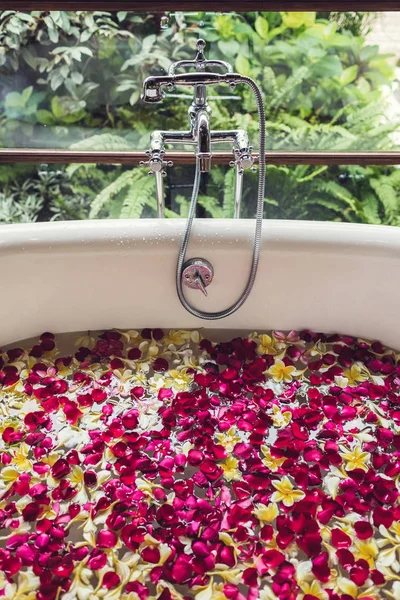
257 334 280 356
215 427 242 453
391 522 400 538
40 504 59 520
75 334 95 349
40 453 60 467
271 404 292 428
343 363 369 387
300 580 329 600
167 369 193 392
269 359 296 383
296 561 329 600
0 419 20 435
309 341 327 357
70 466 84 486
1 467 20 482
354 538 379 568
253 502 278 523
0 571 7 591
336 576 378 599
141 340 159 358
164 330 192 346
221 457 241 481
13 443 32 471
112 367 137 395
19 399 41 416
148 374 167 395
132 369 149 387
193 580 221 600
270 476 305 507
340 444 370 472
261 445 285 472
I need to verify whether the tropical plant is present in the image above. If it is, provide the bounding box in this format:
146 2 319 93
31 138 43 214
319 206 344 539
0 10 399 224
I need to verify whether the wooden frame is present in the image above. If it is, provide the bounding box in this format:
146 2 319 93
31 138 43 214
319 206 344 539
0 150 400 166
4 1 400 10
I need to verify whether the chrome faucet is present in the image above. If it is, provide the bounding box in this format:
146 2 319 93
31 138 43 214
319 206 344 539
141 39 254 218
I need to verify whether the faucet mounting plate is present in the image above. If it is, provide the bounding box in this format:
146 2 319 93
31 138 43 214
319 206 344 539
181 258 214 296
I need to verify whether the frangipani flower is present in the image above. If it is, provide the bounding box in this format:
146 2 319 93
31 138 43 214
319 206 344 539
354 538 379 568
12 443 32 471
296 560 329 600
256 334 281 356
270 476 305 506
166 368 193 392
300 579 329 600
261 445 286 472
271 404 292 428
215 426 242 453
253 502 278 523
268 359 297 382
221 457 241 481
0 327 397 600
163 329 198 346
340 444 371 472
336 577 379 599
343 363 370 386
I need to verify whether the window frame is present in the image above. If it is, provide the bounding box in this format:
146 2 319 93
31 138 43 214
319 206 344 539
4 2 400 9
1 2 400 167
0 150 399 166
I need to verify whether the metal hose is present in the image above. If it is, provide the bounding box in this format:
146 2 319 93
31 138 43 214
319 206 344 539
176 75 266 319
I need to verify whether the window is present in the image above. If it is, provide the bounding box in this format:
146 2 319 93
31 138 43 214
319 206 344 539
0 5 399 223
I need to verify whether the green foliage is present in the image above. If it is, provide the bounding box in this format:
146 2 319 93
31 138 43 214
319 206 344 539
0 190 43 223
4 86 45 121
259 164 400 224
327 12 376 36
0 167 93 224
89 168 156 219
0 10 399 225
70 133 134 151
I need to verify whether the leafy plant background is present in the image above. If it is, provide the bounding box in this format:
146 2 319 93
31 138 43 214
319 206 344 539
0 10 399 224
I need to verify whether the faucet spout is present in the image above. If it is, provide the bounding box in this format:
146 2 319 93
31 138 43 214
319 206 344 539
196 111 211 173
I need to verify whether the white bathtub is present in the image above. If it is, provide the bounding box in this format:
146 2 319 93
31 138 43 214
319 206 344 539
1 218 399 347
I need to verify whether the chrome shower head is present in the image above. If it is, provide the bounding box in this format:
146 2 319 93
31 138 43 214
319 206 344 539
142 78 165 103
142 72 239 104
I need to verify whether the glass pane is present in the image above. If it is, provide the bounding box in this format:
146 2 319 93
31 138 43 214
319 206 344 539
1 162 399 226
0 10 399 152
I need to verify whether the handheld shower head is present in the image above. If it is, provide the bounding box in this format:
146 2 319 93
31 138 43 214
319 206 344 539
142 72 241 104
142 79 165 103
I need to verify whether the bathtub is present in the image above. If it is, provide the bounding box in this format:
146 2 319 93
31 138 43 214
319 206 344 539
1 217 400 600
1 218 399 347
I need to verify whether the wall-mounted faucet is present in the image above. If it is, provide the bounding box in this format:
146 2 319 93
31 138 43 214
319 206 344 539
141 39 254 218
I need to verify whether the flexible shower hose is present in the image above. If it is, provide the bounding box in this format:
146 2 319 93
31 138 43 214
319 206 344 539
176 75 266 319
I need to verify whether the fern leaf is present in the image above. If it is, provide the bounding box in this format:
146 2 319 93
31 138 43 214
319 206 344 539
120 175 156 218
296 166 328 183
209 167 225 187
90 170 135 218
270 66 309 111
303 198 349 214
175 195 190 218
165 208 180 218
198 195 223 219
66 163 89 176
362 192 381 224
70 133 133 151
313 180 357 210
370 177 399 221
387 169 400 187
